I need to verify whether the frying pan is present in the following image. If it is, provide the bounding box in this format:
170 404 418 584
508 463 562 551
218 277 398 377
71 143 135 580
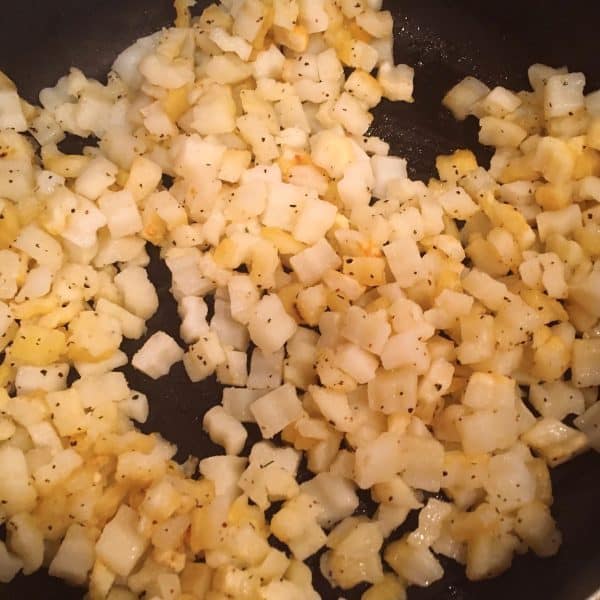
1 0 599 598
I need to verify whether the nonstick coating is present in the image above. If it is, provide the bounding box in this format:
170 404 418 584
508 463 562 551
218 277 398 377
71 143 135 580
1 1 599 599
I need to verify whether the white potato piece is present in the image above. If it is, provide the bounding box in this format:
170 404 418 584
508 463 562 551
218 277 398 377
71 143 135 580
0 446 37 516
6 513 44 575
98 190 143 238
0 541 22 583
301 472 359 528
443 76 490 120
248 294 297 354
32 448 83 495
74 155 117 200
292 197 337 245
544 72 585 119
0 89 27 131
572 339 600 387
114 266 159 320
290 238 341 285
250 383 303 439
378 62 414 102
96 506 149 577
95 298 146 340
132 331 183 379
15 364 69 395
203 406 248 455
385 536 444 587
13 224 63 272
183 330 226 382
48 524 95 585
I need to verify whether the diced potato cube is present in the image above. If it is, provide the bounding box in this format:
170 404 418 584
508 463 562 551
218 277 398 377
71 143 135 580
572 339 600 387
132 331 183 379
325 520 384 589
342 256 387 286
436 149 478 183
290 238 341 285
48 524 95 585
534 137 575 184
332 92 373 136
203 406 248 455
10 324 67 366
0 445 37 516
96 506 149 577
46 388 86 436
0 541 23 583
250 383 303 439
544 72 585 119
515 502 561 557
465 532 518 581
344 70 382 108
443 77 490 120
479 116 527 147
521 418 588 466
248 294 298 354
33 449 83 495
68 311 123 362
6 513 44 575
384 536 443 587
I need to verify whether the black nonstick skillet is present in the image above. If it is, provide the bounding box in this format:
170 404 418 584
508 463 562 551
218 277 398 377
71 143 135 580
1 1 599 598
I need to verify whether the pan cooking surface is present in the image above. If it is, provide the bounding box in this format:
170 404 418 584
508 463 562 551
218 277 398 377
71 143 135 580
1 1 599 598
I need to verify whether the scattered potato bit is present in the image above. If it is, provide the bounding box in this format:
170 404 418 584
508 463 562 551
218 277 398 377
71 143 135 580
132 331 184 379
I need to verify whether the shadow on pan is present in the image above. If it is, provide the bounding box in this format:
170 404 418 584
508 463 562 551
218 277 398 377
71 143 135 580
1 1 599 599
